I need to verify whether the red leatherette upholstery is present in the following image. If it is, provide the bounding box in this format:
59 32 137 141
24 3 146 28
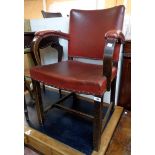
68 5 125 60
30 61 117 96
30 5 125 96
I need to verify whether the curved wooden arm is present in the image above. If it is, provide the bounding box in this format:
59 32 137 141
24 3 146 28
103 30 125 91
30 30 68 65
105 30 125 44
31 30 69 65
35 30 70 40
30 36 42 65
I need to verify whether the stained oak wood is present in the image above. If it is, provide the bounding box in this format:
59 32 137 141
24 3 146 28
105 110 131 155
118 40 131 110
92 106 123 155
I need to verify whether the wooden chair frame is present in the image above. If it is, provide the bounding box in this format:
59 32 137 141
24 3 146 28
30 31 124 151
24 32 63 121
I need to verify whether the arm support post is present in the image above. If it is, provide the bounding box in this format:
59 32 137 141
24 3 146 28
30 30 69 65
103 30 125 91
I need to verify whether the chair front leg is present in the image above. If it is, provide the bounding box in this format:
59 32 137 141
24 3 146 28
93 97 102 151
110 77 117 112
32 79 44 126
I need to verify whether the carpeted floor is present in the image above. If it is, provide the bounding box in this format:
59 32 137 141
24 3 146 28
25 88 109 155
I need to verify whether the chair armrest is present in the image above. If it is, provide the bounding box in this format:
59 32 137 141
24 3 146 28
31 30 68 65
103 30 125 91
35 30 70 40
105 30 125 43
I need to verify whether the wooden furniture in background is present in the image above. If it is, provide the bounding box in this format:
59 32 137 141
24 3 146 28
41 10 62 18
24 32 37 102
118 40 131 110
24 31 63 78
24 31 63 121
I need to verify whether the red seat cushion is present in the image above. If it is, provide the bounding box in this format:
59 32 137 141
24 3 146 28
30 60 117 96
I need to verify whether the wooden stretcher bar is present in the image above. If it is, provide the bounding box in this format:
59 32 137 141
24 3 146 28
24 106 123 155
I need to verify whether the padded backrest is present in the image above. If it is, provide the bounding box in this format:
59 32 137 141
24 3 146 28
68 5 125 60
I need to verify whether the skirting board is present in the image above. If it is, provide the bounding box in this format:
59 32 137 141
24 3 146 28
24 106 123 155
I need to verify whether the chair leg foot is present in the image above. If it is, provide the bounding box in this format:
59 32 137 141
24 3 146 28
93 99 102 151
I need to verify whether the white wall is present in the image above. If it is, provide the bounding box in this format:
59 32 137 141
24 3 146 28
48 0 96 17
96 0 105 9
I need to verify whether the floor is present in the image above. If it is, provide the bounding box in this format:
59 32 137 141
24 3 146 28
24 147 40 155
106 110 131 155
24 89 131 155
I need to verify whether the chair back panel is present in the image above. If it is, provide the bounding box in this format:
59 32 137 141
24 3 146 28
68 5 125 60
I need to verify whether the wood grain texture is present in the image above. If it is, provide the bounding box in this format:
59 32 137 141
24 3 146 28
105 110 131 155
25 126 85 155
92 106 123 155
118 40 131 110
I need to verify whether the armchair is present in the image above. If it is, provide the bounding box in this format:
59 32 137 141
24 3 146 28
30 5 125 151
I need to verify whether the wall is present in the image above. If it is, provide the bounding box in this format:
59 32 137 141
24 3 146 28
46 0 99 17
105 0 131 14
24 0 43 19
24 0 103 19
24 0 98 19
24 0 131 19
